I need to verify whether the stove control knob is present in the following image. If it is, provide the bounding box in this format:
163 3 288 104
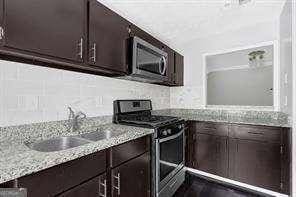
178 124 183 129
167 129 172 135
162 130 168 136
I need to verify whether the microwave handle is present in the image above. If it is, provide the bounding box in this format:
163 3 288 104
159 129 184 143
159 56 167 75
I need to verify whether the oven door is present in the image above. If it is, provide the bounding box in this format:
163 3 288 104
132 36 168 81
156 129 185 191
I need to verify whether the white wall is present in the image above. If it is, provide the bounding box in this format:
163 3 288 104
170 21 279 110
0 61 170 127
279 0 293 115
207 67 273 106
291 1 296 196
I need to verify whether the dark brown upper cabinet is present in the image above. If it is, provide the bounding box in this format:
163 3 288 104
88 0 129 74
2 0 86 62
174 52 184 86
0 0 183 86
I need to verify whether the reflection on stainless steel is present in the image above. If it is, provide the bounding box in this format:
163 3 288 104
79 129 125 141
128 36 168 82
25 136 90 152
159 160 179 168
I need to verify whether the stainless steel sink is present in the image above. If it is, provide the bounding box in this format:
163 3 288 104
79 129 124 141
25 136 91 152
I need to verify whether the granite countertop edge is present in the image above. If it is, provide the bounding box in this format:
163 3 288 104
178 116 291 128
0 124 154 184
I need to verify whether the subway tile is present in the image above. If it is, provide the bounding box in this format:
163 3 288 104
0 61 171 126
3 109 44 126
17 95 39 111
2 95 18 110
3 80 43 96
1 61 18 80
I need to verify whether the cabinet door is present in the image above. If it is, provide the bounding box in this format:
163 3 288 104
17 150 106 197
174 52 184 86
185 121 196 168
195 133 228 177
57 173 107 197
4 0 85 62
229 139 281 192
111 152 150 197
89 0 129 73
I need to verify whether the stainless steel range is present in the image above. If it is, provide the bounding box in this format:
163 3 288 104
113 100 185 197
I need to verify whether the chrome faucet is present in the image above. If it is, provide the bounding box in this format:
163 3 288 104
67 107 87 132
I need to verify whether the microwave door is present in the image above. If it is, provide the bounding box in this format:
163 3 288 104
133 37 168 81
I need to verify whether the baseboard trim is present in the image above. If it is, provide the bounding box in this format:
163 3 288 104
186 167 289 197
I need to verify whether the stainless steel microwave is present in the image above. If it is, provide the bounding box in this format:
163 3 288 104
128 36 168 82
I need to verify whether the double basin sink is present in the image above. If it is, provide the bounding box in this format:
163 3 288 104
25 129 124 153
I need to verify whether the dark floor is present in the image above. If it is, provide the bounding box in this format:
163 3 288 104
173 173 262 197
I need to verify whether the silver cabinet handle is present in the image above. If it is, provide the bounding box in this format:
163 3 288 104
77 38 83 59
90 43 97 63
99 178 107 197
113 172 121 196
0 27 4 40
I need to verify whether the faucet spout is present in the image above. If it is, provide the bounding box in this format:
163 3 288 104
67 107 87 132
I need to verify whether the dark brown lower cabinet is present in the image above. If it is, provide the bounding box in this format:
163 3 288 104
186 121 291 194
195 133 228 178
2 136 151 197
229 139 281 191
111 152 150 197
57 174 107 197
17 150 107 197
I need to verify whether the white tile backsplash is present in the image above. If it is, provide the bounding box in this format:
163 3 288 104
0 60 170 127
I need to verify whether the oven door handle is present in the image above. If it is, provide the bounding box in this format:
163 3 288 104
159 129 184 143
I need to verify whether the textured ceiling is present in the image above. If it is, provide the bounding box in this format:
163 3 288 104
98 0 286 50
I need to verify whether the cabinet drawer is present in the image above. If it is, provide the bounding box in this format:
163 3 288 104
195 122 229 137
110 135 151 168
57 174 106 197
229 124 282 143
18 150 106 197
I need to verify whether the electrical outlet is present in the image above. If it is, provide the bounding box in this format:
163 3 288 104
285 96 288 106
95 96 103 107
284 73 288 84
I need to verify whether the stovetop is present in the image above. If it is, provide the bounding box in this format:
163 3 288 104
119 115 180 127
113 100 180 128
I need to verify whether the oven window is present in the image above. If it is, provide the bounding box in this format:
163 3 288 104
159 133 183 181
136 43 165 75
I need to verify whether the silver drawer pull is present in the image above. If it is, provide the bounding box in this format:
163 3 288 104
77 38 83 59
99 178 107 197
90 43 97 63
113 172 121 195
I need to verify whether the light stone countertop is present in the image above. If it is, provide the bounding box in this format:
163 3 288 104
0 108 291 184
0 123 154 184
153 109 291 128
